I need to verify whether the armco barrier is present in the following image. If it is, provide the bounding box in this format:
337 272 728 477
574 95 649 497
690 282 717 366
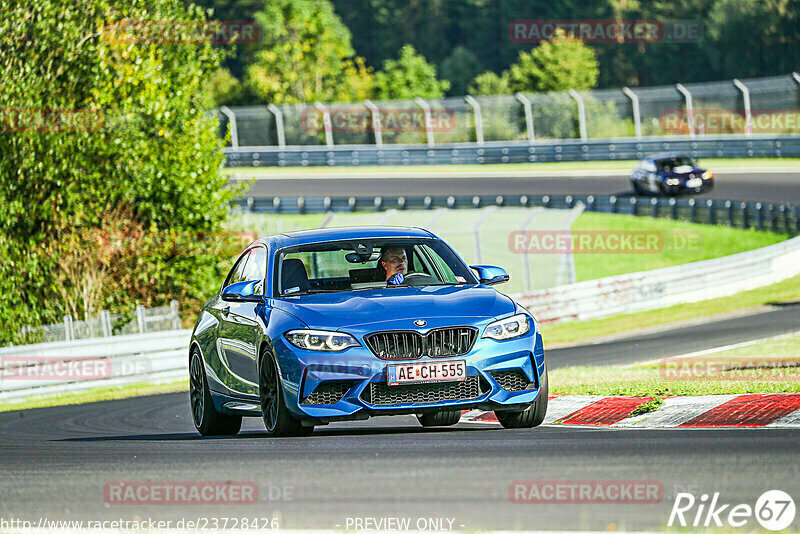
224 136 800 167
235 195 800 235
0 330 190 402
513 234 800 324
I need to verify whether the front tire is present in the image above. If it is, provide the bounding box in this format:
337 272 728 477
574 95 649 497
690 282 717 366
259 350 313 437
189 348 242 436
417 409 461 427
496 363 549 429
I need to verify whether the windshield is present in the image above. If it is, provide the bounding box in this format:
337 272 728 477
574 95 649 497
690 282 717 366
275 238 477 296
657 156 697 172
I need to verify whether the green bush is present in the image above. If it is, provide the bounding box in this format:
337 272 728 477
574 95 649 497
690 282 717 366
0 0 238 343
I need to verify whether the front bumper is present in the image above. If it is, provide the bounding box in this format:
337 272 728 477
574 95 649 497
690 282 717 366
274 326 546 422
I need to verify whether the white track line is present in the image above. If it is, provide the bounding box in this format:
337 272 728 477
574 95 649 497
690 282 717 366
633 330 800 367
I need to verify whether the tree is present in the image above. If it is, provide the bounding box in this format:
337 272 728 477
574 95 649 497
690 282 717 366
0 0 235 342
507 30 600 93
244 0 372 104
440 46 482 96
468 71 511 96
373 44 451 100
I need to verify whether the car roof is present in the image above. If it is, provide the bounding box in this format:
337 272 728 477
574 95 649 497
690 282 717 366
258 226 437 248
645 152 695 161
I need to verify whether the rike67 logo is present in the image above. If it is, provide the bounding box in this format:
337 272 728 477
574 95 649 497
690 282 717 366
669 490 796 531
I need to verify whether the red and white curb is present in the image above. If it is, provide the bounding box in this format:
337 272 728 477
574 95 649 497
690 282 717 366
460 393 800 428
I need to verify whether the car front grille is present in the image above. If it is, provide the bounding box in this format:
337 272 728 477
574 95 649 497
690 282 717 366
362 375 486 406
490 370 535 392
365 327 477 360
301 381 351 405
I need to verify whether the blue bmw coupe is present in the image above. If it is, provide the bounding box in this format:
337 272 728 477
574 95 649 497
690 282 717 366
189 226 548 436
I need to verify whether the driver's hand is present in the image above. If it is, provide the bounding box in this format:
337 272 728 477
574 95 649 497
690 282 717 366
387 273 405 286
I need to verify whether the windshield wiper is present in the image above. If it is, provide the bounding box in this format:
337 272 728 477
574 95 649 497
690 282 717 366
281 289 342 296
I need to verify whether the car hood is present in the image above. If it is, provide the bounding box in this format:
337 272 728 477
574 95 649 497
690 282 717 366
271 284 517 330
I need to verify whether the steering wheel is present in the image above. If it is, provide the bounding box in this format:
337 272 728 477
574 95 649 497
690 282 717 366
398 272 435 286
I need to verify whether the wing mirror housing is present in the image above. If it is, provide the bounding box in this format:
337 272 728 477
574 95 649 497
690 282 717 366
221 280 263 302
469 265 510 286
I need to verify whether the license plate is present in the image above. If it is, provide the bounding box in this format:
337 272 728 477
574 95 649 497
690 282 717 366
387 360 467 386
686 178 703 188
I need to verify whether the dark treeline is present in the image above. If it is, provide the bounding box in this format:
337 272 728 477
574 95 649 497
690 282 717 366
193 0 799 93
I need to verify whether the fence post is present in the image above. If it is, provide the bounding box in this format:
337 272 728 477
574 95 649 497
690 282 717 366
514 93 535 144
622 87 642 140
669 197 677 220
64 315 74 342
363 100 382 146
170 300 180 330
414 97 435 147
520 209 538 292
313 102 334 147
218 106 239 149
707 199 715 224
101 310 112 337
464 95 484 145
741 202 749 229
136 305 146 334
267 104 286 147
732 79 753 136
726 200 733 226
675 84 695 138
688 198 696 223
568 89 588 142
651 197 658 218
473 207 496 264
755 202 764 230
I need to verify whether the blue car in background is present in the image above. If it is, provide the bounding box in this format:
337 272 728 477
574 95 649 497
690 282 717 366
189 226 548 436
631 153 714 196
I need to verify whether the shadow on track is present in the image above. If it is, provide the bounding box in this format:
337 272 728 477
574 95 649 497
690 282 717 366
55 423 498 442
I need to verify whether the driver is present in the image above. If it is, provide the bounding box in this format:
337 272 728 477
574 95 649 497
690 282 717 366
378 246 408 285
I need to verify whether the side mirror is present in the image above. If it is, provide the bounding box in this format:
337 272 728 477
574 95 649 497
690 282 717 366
222 280 263 301
469 265 509 285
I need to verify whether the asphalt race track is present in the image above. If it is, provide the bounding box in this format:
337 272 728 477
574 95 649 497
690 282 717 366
548 303 800 368
233 169 800 204
1 394 799 532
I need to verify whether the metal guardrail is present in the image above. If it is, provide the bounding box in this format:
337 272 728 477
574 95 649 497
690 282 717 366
235 194 800 235
514 233 800 324
0 330 190 403
224 136 800 167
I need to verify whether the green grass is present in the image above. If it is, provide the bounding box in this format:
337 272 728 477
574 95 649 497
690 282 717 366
0 379 188 413
543 274 800 346
224 158 800 175
571 212 785 281
550 332 800 397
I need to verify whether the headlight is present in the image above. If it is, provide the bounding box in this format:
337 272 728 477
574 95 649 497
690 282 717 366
666 178 680 185
482 313 530 341
284 330 360 351
702 170 712 180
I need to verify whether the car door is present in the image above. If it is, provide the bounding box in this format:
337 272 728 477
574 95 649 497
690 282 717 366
216 246 267 396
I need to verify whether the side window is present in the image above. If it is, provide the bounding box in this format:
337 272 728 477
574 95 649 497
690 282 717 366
242 247 267 294
223 250 251 288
